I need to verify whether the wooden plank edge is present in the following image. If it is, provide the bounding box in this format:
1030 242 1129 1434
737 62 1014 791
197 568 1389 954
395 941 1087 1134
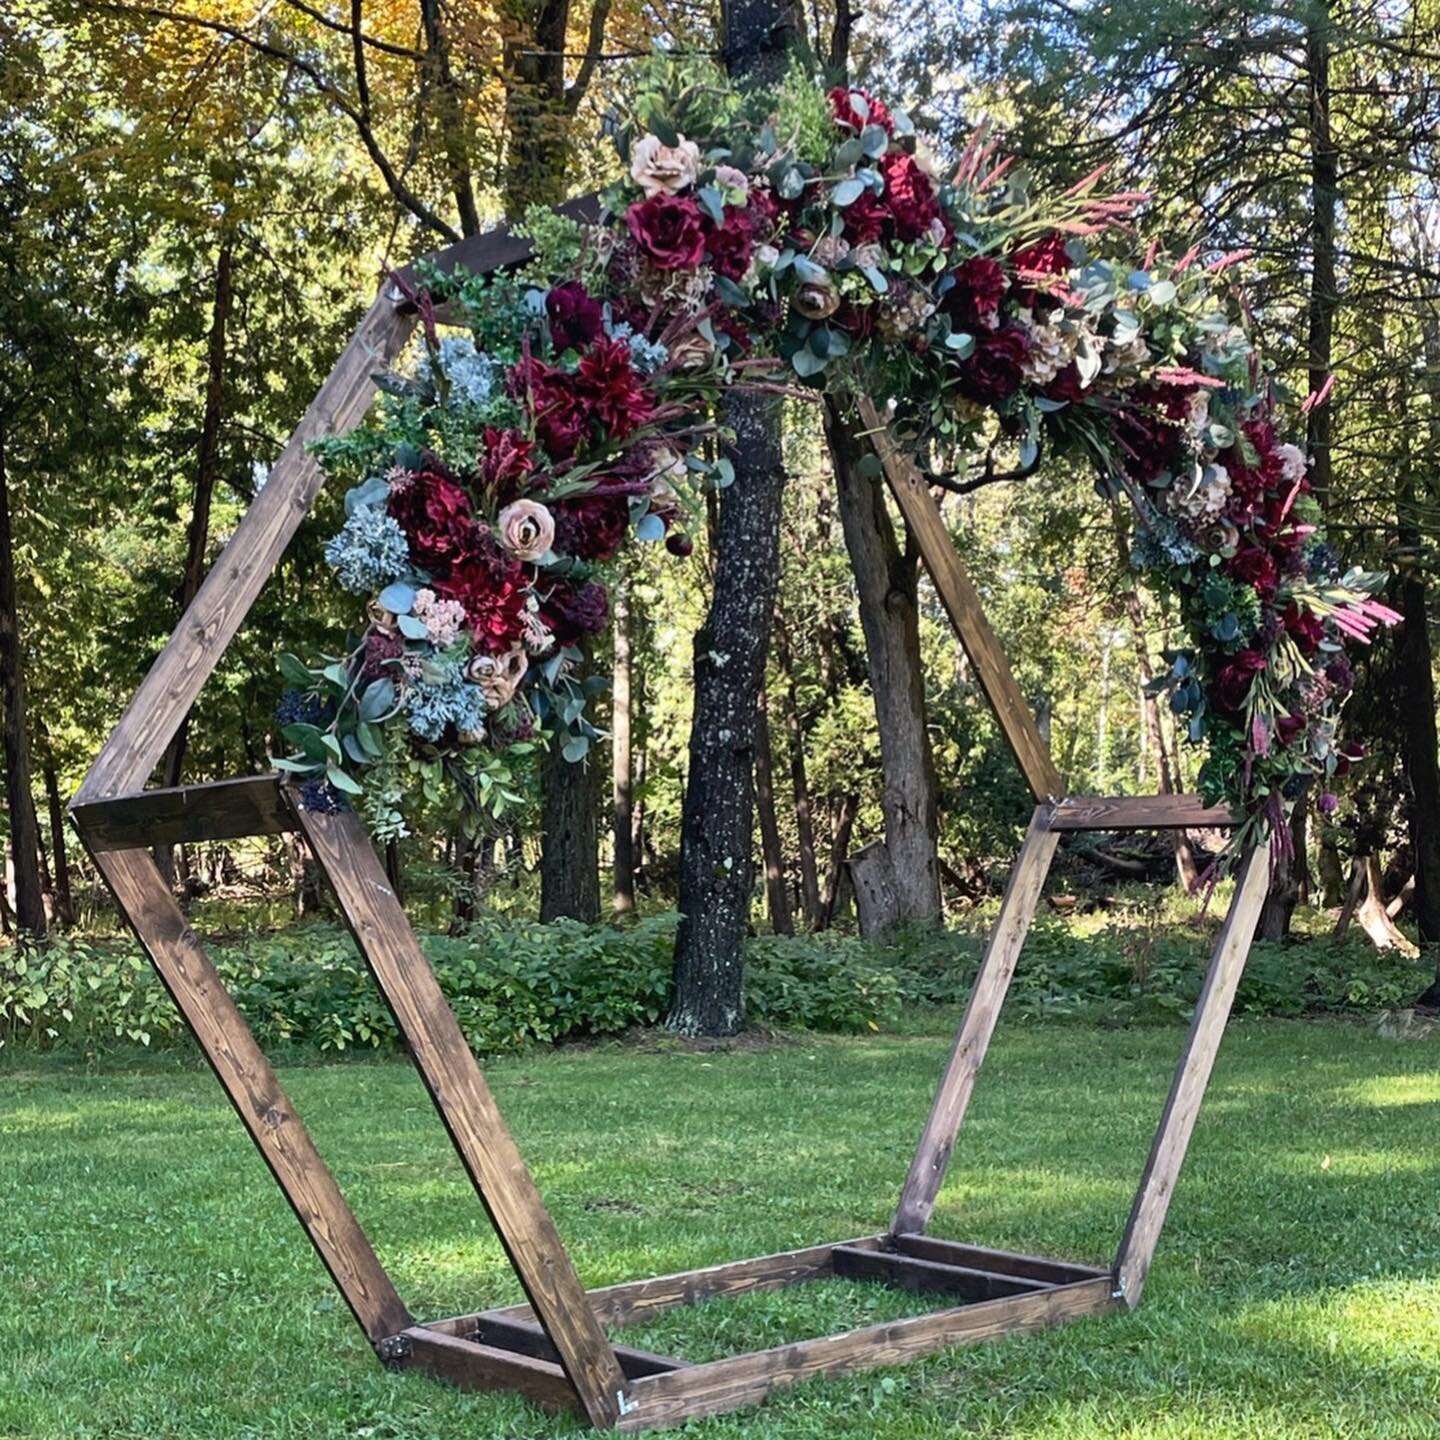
440 1235 888 1330
70 773 292 851
888 1234 1110 1286
1049 795 1239 831
395 1326 585 1416
614 1276 1122 1431
436 1314 689 1379
831 1244 1049 1299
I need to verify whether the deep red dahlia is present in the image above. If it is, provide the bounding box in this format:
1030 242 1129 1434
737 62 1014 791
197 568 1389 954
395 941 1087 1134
1012 232 1071 275
387 468 477 576
945 256 1009 329
552 493 630 563
541 578 611 646
546 282 605 352
437 551 529 655
509 355 587 461
626 194 707 271
576 338 654 439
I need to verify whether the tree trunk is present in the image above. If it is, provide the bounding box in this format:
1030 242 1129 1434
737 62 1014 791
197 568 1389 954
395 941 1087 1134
668 0 801 1035
819 791 860 930
824 396 941 923
419 0 482 235
753 687 794 934
772 618 821 926
0 429 45 939
540 737 601 922
158 235 234 886
611 582 636 913
41 756 74 929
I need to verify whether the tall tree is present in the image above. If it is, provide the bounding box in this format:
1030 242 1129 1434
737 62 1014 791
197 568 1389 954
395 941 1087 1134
669 0 804 1035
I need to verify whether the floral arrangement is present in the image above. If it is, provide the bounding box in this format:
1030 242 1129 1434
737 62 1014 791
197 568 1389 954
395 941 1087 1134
276 52 1396 862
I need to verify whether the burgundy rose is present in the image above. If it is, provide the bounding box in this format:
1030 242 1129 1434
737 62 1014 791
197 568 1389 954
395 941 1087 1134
957 325 1030 405
552 494 630 563
387 469 477 576
705 205 755 281
576 338 654 439
881 152 941 242
1213 649 1268 713
541 579 611 646
626 194 707 271
1227 545 1280 600
1045 363 1088 404
945 256 1008 329
828 85 895 136
546 282 605 352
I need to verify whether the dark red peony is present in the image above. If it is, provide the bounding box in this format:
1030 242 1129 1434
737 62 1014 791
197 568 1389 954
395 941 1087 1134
1227 544 1280 600
945 256 1008 329
551 493 630 563
437 544 530 655
546 282 605 352
840 188 888 245
957 326 1030 405
705 205 755 281
881 152 942 242
387 468 477 575
576 338 654 439
541 579 611 646
626 194 707 271
1214 649 1268 713
828 85 895 136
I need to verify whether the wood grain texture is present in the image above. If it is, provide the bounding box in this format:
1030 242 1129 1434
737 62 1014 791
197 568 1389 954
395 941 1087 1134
71 774 291 851
893 808 1060 1235
1049 795 1239 832
75 294 416 806
615 1277 1120 1431
830 1245 1047 1300
856 396 1064 801
87 845 410 1347
889 1234 1109 1286
442 1315 688 1378
288 799 627 1428
398 1327 582 1416
1113 844 1270 1304
460 1236 887 1330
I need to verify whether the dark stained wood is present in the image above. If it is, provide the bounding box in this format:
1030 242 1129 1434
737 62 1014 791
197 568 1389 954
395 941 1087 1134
71 774 291 851
1049 795 1239 831
615 1277 1120 1432
856 396 1064 802
831 1244 1047 1300
398 1326 582 1416
470 1236 887 1330
86 845 411 1347
287 798 627 1428
1114 845 1270 1304
73 293 417 806
438 1314 688 1379
889 1234 1109 1287
391 193 604 298
893 807 1060 1235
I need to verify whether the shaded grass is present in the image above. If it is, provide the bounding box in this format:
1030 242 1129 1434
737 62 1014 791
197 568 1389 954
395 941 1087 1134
2 1018 1438 1437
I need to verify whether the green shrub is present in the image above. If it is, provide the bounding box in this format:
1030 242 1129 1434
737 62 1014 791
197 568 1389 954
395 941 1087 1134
1 904 1429 1055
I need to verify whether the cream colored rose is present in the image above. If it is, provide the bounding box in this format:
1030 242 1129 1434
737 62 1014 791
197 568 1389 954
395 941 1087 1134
630 133 702 197
496 499 555 562
466 646 528 712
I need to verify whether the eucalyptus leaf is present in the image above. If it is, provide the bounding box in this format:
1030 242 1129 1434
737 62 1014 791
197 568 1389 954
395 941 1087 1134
860 124 889 159
326 763 364 796
561 736 591 763
397 614 429 640
378 582 416 615
832 177 865 208
634 512 666 542
279 653 313 688
359 678 396 722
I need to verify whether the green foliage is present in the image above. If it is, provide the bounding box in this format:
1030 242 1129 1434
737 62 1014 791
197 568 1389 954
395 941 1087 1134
4 913 1428 1054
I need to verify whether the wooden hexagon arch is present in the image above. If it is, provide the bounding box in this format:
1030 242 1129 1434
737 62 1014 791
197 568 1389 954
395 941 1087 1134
68 214 1270 1431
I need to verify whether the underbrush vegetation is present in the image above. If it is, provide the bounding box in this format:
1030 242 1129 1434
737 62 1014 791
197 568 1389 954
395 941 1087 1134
1 899 1427 1053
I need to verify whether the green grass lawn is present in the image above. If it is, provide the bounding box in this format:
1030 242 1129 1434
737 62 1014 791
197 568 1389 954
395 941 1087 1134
3 1017 1438 1438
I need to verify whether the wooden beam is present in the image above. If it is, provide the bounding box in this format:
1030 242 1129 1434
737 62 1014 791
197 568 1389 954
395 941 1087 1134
1113 844 1270 1304
889 1234 1109 1287
893 807 1060 1235
1049 795 1239 832
856 395 1063 802
465 1236 886 1331
615 1277 1120 1432
831 1244 1047 1300
398 1327 583 1416
86 845 411 1348
71 774 291 851
440 1314 689 1378
74 292 417 806
287 798 628 1429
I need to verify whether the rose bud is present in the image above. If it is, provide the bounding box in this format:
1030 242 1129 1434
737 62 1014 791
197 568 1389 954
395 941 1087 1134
666 531 695 557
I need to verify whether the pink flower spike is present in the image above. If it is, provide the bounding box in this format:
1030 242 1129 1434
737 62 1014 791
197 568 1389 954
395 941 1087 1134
1152 366 1225 388
1360 598 1404 626
1062 162 1111 197
981 154 1016 189
1277 479 1303 521
1173 244 1202 273
1252 713 1271 758
1142 238 1159 269
1205 247 1252 272
1300 373 1336 414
